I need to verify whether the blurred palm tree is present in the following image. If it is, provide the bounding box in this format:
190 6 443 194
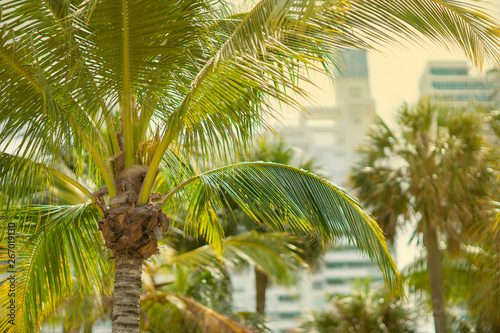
300 282 421 333
406 243 500 332
2 0 500 330
350 99 499 333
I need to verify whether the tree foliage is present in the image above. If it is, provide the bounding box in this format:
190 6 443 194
300 283 421 333
2 0 500 330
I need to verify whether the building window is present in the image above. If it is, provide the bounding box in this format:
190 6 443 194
312 281 323 290
325 262 345 269
326 261 372 269
278 312 301 320
434 93 492 102
326 278 350 285
431 81 492 90
430 67 468 75
278 294 300 302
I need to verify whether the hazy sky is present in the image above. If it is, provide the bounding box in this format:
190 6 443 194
278 0 500 123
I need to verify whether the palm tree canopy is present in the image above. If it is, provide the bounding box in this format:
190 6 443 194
350 99 499 246
349 97 499 333
300 283 422 333
2 0 500 331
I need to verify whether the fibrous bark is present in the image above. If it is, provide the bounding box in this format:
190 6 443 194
424 223 447 333
112 252 143 333
94 161 170 333
96 164 170 260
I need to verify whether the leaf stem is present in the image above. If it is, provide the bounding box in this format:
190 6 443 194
69 119 117 198
122 0 134 168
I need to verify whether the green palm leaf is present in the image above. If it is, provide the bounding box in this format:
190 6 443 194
0 203 112 332
162 162 401 292
0 0 110 161
0 152 94 209
343 0 500 67
164 231 305 286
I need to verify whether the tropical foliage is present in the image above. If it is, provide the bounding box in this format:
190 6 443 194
44 230 301 332
350 99 499 332
2 0 500 331
406 243 500 332
232 136 326 314
300 283 421 333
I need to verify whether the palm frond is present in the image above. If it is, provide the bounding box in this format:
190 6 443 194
344 0 500 68
0 203 111 332
0 0 110 159
0 152 93 210
162 162 401 292
154 149 198 194
43 290 110 333
169 231 305 285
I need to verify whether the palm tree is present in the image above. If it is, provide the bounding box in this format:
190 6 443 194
406 243 500 333
43 230 301 332
1 1 500 332
350 99 499 333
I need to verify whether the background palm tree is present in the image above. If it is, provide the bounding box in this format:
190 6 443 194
2 0 500 331
406 242 500 333
350 99 499 333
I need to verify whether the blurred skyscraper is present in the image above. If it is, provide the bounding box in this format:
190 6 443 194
271 49 376 185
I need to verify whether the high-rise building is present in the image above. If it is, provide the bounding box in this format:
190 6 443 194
231 50 388 333
420 60 500 148
419 60 496 108
487 68 500 108
271 49 376 185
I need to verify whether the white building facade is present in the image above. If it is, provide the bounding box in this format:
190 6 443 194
419 60 497 108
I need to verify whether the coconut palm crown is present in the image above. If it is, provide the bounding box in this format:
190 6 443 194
1 0 500 332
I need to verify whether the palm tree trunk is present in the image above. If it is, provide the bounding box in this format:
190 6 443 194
83 321 92 333
423 223 447 333
255 267 268 314
112 252 143 333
